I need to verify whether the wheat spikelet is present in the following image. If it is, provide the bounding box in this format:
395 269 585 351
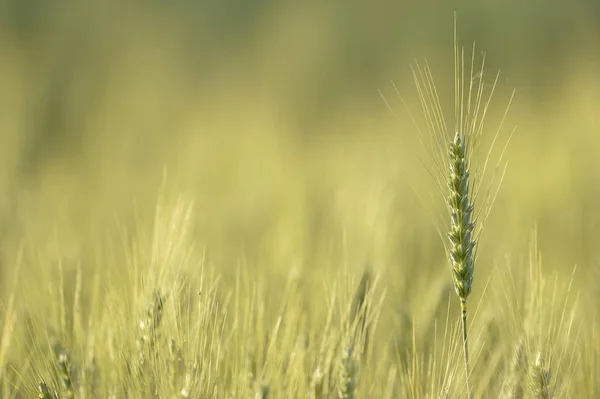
350 268 372 361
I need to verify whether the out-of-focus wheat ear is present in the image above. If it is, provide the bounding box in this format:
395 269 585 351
245 345 258 392
180 357 199 398
350 268 371 329
338 346 357 399
254 382 270 399
350 268 372 360
72 262 83 342
137 290 165 365
309 365 325 399
132 289 165 396
85 355 99 398
38 382 56 399
502 337 528 399
530 352 552 399
169 337 186 392
57 351 75 399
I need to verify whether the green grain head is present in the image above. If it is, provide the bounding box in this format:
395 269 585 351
447 131 476 301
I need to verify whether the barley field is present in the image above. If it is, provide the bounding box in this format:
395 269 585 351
0 2 599 398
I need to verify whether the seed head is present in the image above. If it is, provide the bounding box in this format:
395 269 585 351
447 131 476 300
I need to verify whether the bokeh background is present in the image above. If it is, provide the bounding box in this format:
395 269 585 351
0 0 599 302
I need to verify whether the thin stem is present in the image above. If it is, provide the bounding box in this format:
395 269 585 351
461 298 472 399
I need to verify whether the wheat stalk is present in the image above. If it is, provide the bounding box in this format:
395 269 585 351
380 13 515 397
446 129 476 397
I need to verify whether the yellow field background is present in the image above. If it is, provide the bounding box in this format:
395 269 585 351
0 2 599 395
0 3 597 284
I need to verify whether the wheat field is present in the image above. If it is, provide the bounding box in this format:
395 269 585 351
0 3 599 398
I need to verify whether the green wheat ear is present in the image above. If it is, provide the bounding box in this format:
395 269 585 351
447 130 476 397
447 131 475 302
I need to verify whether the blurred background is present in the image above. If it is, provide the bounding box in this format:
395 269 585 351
0 0 599 299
